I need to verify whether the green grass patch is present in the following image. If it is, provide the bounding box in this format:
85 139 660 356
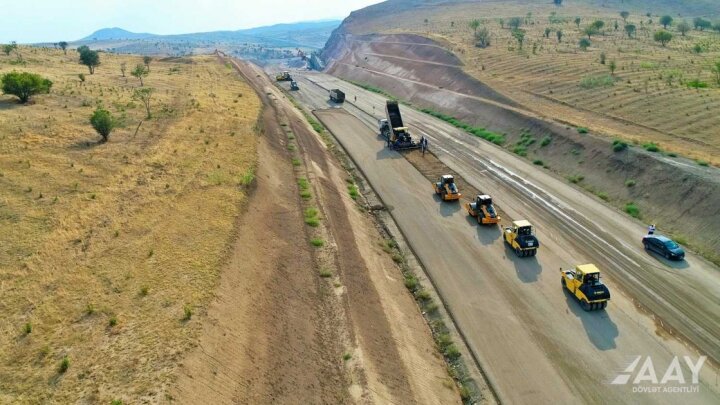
640 61 657 69
310 238 325 247
687 79 708 89
300 190 312 200
567 174 585 184
319 268 332 277
532 159 544 166
512 145 527 157
420 108 506 145
625 179 636 187
576 127 589 134
239 169 255 186
349 80 397 100
298 177 310 190
540 136 552 147
696 160 709 166
625 202 641 218
596 191 609 201
347 184 359 200
304 207 320 227
291 158 302 166
580 74 615 89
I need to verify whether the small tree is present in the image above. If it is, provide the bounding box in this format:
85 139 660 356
120 62 127 77
512 29 525 49
659 15 673 29
694 17 711 31
620 11 629 22
508 17 522 30
609 60 617 75
711 60 720 85
556 29 563 43
131 64 149 86
625 24 637 38
59 41 68 55
579 38 591 51
475 27 491 48
574 17 582 28
133 87 154 118
79 48 100 74
583 25 599 39
469 19 481 35
498 18 505 29
78 73 86 83
591 20 605 31
1 71 52 103
654 30 673 47
90 108 115 143
600 52 606 64
544 27 552 38
677 21 690 36
143 56 152 72
614 20 619 31
2 42 17 56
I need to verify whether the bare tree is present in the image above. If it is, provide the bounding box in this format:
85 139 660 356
120 62 127 77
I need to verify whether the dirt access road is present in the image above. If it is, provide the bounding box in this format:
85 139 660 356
173 58 458 404
285 70 720 404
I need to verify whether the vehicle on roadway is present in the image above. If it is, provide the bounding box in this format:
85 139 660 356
643 234 685 260
433 175 461 201
379 101 420 150
290 80 299 91
503 220 539 257
465 194 500 224
561 264 611 311
276 71 292 81
329 89 345 103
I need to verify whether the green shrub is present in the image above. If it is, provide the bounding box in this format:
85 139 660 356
404 274 418 291
576 127 589 134
310 238 325 247
1 71 53 103
512 145 527 156
540 136 552 147
108 316 118 327
612 139 629 152
625 179 636 187
421 108 505 145
183 305 193 321
642 142 661 152
596 191 609 201
348 184 359 200
697 160 709 166
533 159 544 165
291 158 301 167
58 356 70 374
625 202 640 218
24 322 32 335
304 207 320 227
319 268 332 277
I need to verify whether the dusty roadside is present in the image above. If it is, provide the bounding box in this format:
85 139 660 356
172 56 458 404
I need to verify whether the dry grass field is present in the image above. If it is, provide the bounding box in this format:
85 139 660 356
0 48 260 402
347 0 720 165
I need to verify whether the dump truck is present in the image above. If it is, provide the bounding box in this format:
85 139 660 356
561 264 610 311
503 220 539 257
290 80 299 91
433 175 461 201
379 101 420 150
466 195 500 224
329 89 345 103
276 71 291 81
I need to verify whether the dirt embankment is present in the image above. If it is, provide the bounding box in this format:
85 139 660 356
321 31 720 264
173 56 458 404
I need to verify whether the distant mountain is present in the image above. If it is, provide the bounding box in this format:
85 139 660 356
78 20 341 49
81 27 156 41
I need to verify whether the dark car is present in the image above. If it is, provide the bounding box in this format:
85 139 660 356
642 234 685 260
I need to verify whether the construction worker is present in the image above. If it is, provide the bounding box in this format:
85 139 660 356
648 224 656 235
422 137 429 156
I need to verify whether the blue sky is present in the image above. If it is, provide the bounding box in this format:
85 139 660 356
1 0 384 43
